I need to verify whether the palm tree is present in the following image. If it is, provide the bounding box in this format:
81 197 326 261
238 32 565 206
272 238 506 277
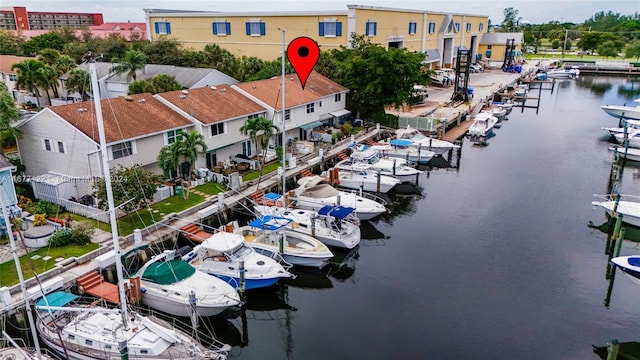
157 141 181 180
0 83 21 156
11 59 45 99
64 69 90 101
240 116 279 188
110 49 147 81
36 64 59 101
177 130 207 180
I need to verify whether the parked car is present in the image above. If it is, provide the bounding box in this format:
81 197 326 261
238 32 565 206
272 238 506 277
470 64 483 73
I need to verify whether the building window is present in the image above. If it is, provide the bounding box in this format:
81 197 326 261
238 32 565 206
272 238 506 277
408 21 417 35
365 21 377 36
241 140 252 157
284 109 290 121
8 74 16 81
167 129 182 144
212 21 231 36
248 114 259 120
306 103 315 114
318 100 322 108
43 139 51 151
455 22 460 32
335 93 341 102
245 21 265 36
57 141 65 153
210 123 225 136
479 23 484 31
319 21 342 37
466 22 471 32
428 22 436 34
154 21 171 35
487 45 492 50
112 141 132 159
85 340 93 346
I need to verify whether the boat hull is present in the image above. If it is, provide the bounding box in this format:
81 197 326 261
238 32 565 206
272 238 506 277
141 292 232 317
592 200 640 227
213 274 280 290
612 147 640 162
611 256 640 286
601 105 640 121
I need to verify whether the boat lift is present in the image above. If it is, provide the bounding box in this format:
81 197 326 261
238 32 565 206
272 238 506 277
451 48 471 103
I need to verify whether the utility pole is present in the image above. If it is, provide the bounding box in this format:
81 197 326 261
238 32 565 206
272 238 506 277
562 29 569 61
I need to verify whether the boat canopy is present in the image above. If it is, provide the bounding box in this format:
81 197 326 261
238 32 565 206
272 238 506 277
248 215 292 231
390 139 413 147
201 231 243 252
142 259 195 285
36 291 79 308
318 205 355 219
628 257 640 267
264 192 282 201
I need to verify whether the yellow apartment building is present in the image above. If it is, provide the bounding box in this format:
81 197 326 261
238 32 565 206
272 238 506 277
477 32 524 64
144 5 488 69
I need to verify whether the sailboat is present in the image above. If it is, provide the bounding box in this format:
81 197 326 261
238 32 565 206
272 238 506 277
34 56 230 360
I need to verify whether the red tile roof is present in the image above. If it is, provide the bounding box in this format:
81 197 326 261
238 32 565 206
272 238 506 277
0 55 35 74
48 93 192 144
158 84 266 125
234 71 347 110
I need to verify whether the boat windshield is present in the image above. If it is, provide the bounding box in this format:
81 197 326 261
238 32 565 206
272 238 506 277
226 243 252 262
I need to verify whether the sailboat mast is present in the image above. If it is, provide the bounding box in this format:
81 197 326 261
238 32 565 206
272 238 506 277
88 58 129 328
0 185 43 359
281 29 287 196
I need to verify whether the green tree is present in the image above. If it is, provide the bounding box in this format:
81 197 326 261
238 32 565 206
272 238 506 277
11 59 45 98
36 64 59 101
597 41 620 59
150 74 183 93
92 164 161 220
37 48 61 66
240 116 279 188
127 80 156 95
0 82 21 155
501 7 520 32
177 130 207 180
22 31 68 55
0 30 25 55
236 56 265 82
157 141 181 179
110 49 147 81
625 41 640 60
202 44 239 77
64 69 90 101
141 37 188 66
551 39 560 49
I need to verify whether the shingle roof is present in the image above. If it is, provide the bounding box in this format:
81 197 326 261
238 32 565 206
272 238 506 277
106 64 238 87
158 84 266 125
0 55 35 74
48 93 192 144
234 72 347 110
480 32 524 45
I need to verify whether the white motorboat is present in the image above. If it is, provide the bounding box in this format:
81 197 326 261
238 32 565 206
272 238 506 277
430 69 454 86
371 140 435 165
592 194 640 228
292 175 387 220
0 332 57 360
493 101 514 115
602 119 640 138
545 67 580 79
323 168 400 193
611 255 640 286
480 106 507 120
230 216 333 267
183 230 293 290
394 125 460 155
613 131 640 148
254 202 361 249
35 57 231 360
339 146 423 183
468 112 499 137
122 247 241 317
601 99 640 121
610 146 640 162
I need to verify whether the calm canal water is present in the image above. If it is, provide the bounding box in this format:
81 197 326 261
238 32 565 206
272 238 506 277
192 75 640 359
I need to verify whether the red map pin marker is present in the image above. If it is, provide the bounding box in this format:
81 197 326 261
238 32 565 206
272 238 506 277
287 36 320 90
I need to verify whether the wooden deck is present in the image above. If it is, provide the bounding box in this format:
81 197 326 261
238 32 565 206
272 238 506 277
441 120 473 143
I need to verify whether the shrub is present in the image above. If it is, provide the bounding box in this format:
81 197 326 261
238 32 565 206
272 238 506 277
49 229 73 247
28 200 59 217
70 221 94 245
17 194 32 210
32 213 47 226
341 123 353 137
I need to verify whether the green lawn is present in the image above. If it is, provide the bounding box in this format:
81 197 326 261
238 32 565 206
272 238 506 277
0 242 99 287
195 181 226 195
242 162 281 181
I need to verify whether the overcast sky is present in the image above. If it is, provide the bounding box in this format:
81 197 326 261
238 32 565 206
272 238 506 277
6 0 639 25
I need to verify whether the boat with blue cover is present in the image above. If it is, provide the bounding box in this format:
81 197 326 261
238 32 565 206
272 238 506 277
611 255 640 285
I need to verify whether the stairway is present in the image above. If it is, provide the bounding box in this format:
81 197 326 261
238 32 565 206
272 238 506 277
76 271 120 304
180 223 212 243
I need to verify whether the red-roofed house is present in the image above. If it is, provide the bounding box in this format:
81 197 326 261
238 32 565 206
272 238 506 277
0 55 35 100
233 71 350 143
16 93 194 206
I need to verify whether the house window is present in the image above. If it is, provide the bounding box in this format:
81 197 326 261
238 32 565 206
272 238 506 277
335 93 341 102
428 22 436 34
8 74 16 81
319 100 322 108
455 22 460 32
248 114 259 120
245 21 265 36
319 20 342 37
154 21 171 35
284 109 290 121
241 140 252 157
466 22 471 32
487 45 492 50
479 23 484 31
212 21 231 36
112 141 132 159
85 339 93 346
104 345 112 350
167 129 183 144
43 139 51 151
57 141 65 153
68 334 75 340
306 103 315 114
365 21 377 36
408 21 417 35
210 123 225 136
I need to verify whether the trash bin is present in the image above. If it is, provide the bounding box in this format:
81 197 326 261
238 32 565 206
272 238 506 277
467 87 474 96
174 185 183 197
514 65 522 73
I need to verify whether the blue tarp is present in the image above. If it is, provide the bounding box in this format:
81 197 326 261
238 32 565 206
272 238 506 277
628 257 640 267
35 291 79 308
248 215 292 230
318 205 355 219
389 139 413 147
264 193 282 201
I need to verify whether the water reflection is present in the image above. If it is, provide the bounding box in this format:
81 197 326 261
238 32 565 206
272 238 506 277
284 267 333 290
